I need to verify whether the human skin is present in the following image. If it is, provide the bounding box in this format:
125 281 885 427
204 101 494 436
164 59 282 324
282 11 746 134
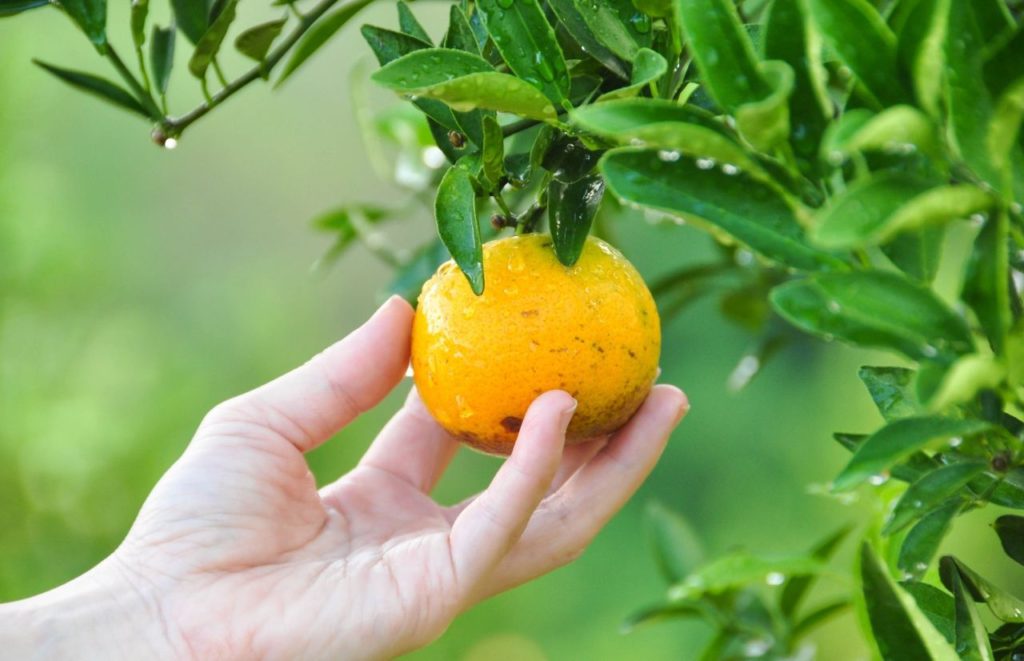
0 296 689 660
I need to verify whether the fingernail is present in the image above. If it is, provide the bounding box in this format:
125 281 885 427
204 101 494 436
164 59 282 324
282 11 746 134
675 395 691 424
560 398 578 429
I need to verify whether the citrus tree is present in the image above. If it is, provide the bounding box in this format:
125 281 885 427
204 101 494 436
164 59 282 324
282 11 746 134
5 0 1024 656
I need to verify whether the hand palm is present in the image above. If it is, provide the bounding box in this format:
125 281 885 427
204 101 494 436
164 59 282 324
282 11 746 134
110 298 686 660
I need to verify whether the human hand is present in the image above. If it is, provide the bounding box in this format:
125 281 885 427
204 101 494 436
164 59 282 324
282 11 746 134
1 297 688 660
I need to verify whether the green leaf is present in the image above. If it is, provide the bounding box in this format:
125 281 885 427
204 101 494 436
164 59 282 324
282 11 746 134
547 0 629 79
963 211 1011 354
33 60 149 118
597 48 666 101
60 0 107 49
674 0 769 112
669 552 826 602
188 0 237 78
361 25 431 65
988 78 1024 195
312 205 390 267
927 353 1006 410
549 174 604 266
644 500 704 585
442 5 479 55
477 0 569 105
235 18 286 63
780 525 851 617
277 0 374 86
478 114 504 190
882 228 945 284
574 0 647 62
791 599 851 638
884 462 987 535
170 0 209 44
823 105 941 164
372 49 558 122
763 0 829 164
805 0 906 107
896 0 950 117
941 557 1024 623
859 366 920 422
860 543 959 660
952 566 996 661
600 148 844 272
130 0 148 47
0 0 48 18
388 240 448 304
771 270 974 361
734 60 794 152
397 0 431 43
944 0 1002 188
811 172 935 249
832 417 991 491
898 502 961 581
571 100 764 178
994 516 1024 567
149 25 175 95
901 580 956 643
435 161 483 294
621 601 703 633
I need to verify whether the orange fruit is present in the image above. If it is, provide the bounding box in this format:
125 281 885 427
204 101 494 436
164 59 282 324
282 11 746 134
411 233 660 455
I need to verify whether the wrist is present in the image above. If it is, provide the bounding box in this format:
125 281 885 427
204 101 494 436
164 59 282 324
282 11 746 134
0 556 181 660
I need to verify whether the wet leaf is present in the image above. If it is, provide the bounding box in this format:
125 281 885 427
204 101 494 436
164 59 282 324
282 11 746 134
832 417 991 491
435 161 483 294
601 147 843 272
884 462 987 535
597 48 666 101
951 567 996 661
674 0 769 112
669 552 825 602
881 228 945 284
860 543 959 660
811 172 936 249
898 499 959 580
549 173 604 266
859 366 920 422
621 601 703 633
477 0 569 104
573 0 648 62
823 105 941 163
771 270 974 362
478 115 504 190
927 354 1006 410
547 0 629 79
901 581 955 643
372 50 558 121
442 4 479 55
940 557 1024 623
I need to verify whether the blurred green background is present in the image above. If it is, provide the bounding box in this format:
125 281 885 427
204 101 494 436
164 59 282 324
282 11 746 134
0 4 1017 659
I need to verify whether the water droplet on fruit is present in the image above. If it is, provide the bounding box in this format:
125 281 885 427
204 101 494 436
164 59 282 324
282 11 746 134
508 253 525 272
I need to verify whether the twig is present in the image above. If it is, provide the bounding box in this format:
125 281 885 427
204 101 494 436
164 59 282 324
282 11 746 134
159 0 347 139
